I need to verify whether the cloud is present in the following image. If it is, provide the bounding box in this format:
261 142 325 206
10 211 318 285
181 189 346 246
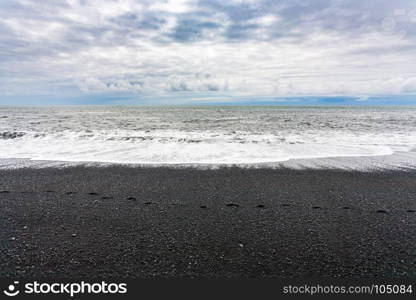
168 18 222 42
0 0 416 103
401 77 416 92
166 75 228 92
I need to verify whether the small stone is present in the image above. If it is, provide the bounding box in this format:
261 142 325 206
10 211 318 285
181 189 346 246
71 233 77 237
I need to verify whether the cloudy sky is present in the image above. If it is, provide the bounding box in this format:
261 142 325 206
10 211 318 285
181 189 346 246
1 0 416 105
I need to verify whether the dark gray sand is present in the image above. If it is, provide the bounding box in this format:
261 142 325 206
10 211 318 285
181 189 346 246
1 167 416 278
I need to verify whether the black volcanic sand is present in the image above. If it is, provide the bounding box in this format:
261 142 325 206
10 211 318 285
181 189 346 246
1 167 416 278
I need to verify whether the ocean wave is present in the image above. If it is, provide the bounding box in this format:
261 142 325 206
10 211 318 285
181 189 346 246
0 129 403 165
0 106 416 168
0 131 26 139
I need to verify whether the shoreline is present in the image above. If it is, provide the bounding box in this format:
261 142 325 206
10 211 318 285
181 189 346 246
0 148 416 171
1 166 416 278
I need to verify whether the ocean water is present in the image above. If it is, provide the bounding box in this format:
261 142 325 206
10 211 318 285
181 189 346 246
0 106 416 169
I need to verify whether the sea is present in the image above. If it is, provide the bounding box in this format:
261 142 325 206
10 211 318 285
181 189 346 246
0 106 415 170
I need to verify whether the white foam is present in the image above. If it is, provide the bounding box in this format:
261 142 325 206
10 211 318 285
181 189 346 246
0 129 414 166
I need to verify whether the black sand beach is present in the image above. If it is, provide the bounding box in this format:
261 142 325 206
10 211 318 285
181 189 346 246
1 166 416 278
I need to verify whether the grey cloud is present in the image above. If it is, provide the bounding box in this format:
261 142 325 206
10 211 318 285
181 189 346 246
110 13 167 31
1 0 416 98
166 17 221 42
225 23 259 40
169 80 191 92
196 0 416 41
199 0 267 21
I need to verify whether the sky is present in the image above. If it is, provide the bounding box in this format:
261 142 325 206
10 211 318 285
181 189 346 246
1 0 416 105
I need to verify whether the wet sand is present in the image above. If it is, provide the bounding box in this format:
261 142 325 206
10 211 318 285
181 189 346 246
1 166 416 278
